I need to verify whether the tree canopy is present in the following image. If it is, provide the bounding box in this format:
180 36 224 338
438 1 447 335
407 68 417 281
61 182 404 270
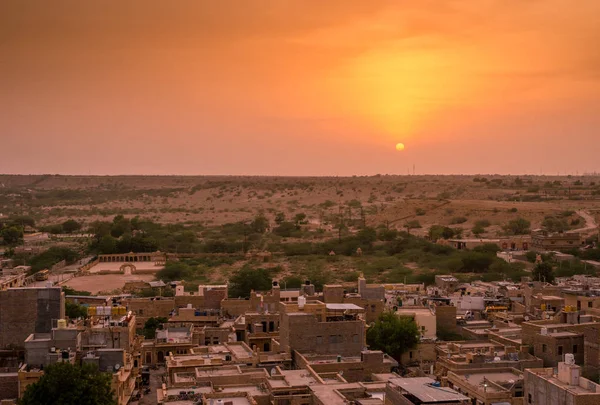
532 262 555 283
19 362 115 405
366 312 420 359
228 265 273 298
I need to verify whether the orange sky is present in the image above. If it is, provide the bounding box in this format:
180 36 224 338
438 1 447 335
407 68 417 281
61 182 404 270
1 0 599 175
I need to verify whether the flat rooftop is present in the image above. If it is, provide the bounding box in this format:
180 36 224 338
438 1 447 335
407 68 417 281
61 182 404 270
389 377 469 403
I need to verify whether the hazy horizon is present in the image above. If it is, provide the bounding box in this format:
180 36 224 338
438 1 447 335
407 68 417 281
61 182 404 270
2 1 600 176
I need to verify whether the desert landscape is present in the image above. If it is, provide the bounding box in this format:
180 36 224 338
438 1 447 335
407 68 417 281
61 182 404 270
2 174 599 295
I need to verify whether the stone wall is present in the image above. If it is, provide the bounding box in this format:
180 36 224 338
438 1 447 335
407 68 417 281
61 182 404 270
0 288 64 348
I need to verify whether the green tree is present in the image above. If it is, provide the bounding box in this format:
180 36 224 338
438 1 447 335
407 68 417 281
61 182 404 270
1 226 23 245
228 266 273 298
156 262 191 282
97 235 117 254
274 212 286 225
9 215 36 228
65 302 88 319
294 213 307 226
357 227 377 245
532 262 555 283
366 312 420 359
19 362 115 405
61 219 82 234
503 217 531 235
250 215 269 234
142 317 168 339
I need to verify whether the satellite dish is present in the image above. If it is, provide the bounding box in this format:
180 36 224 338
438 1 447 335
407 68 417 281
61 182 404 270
114 364 121 371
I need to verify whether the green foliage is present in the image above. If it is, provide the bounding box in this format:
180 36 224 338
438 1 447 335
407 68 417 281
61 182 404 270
19 362 116 405
450 217 467 225
503 217 531 235
472 225 485 236
274 212 286 225
428 225 457 240
142 317 168 339
357 227 377 244
366 312 420 359
378 228 398 241
250 215 269 234
62 286 91 296
61 219 82 234
29 247 79 272
228 265 273 298
460 251 495 272
156 261 192 282
8 215 36 228
97 235 118 254
532 262 555 283
415 208 426 216
472 243 501 254
65 302 88 319
281 276 303 289
1 226 23 245
405 220 422 230
294 213 307 225
273 222 302 238
475 219 491 228
542 216 570 232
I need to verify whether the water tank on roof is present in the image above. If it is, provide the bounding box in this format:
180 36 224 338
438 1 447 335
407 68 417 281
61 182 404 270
187 303 192 309
541 328 548 335
298 295 306 309
565 353 575 365
57 319 67 329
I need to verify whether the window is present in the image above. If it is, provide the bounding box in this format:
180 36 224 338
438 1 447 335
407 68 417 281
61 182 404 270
139 309 144 315
269 321 275 332
409 351 413 359
352 334 359 343
589 302 593 308
573 345 578 354
316 336 323 344
558 346 563 356
528 393 532 404
542 344 547 353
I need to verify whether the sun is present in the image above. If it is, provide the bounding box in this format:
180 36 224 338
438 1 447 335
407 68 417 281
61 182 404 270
396 143 405 151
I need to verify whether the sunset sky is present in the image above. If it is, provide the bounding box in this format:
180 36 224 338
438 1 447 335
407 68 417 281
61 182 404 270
2 0 599 175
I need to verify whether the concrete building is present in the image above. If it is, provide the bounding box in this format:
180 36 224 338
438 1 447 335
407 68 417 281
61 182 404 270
531 230 582 251
0 287 65 348
524 359 600 405
446 368 524 405
395 308 437 339
278 301 366 357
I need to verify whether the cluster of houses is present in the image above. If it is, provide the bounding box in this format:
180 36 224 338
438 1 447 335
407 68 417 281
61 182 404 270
2 270 600 405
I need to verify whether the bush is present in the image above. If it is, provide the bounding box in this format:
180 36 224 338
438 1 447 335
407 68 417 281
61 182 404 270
503 218 531 235
156 262 192 282
450 217 467 225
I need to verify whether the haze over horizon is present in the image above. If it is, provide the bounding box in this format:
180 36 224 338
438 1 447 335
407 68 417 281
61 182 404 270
2 1 599 176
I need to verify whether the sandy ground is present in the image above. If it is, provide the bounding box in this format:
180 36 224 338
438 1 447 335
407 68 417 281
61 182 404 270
63 274 156 294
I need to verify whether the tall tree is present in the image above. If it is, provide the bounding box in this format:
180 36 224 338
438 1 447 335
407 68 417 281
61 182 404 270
366 312 420 359
19 362 115 405
532 262 555 283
